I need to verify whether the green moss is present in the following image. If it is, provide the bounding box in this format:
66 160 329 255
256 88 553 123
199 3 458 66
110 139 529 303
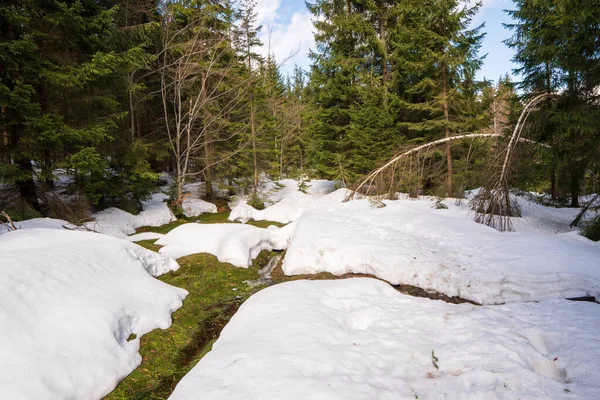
135 219 190 235
196 211 231 224
136 212 286 234
105 241 275 400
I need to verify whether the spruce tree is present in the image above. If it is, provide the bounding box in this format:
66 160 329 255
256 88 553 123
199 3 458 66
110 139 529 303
506 0 600 205
391 0 485 195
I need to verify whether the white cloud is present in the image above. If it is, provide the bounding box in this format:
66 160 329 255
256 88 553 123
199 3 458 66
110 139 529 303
255 0 282 26
259 11 315 73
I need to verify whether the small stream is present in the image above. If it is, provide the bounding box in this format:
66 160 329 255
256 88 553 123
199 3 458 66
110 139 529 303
244 254 282 288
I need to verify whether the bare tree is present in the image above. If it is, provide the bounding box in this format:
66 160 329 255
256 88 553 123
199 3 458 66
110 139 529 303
159 13 245 203
471 93 555 231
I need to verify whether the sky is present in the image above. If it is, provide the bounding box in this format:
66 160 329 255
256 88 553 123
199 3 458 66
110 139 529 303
254 0 520 84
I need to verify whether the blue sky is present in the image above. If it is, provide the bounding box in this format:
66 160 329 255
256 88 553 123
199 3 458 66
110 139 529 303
255 0 520 84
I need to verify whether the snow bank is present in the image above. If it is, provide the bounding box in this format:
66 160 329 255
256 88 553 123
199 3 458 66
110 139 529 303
0 229 187 399
86 193 175 238
182 197 217 217
229 191 318 223
283 200 600 304
156 222 295 267
169 278 600 400
229 188 349 224
0 217 75 234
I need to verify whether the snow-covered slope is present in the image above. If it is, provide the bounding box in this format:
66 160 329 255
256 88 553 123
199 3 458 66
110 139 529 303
283 199 600 304
169 278 600 400
0 229 188 399
156 222 296 267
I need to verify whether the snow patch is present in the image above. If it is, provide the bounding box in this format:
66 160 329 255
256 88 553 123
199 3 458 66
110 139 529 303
156 222 295 267
84 193 175 238
229 188 349 224
182 197 218 217
127 232 165 242
0 217 75 234
0 229 187 399
169 278 600 400
283 199 600 304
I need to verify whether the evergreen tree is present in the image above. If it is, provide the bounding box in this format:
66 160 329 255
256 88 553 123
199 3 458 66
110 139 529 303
232 0 264 197
1 0 158 214
391 0 485 195
506 0 600 205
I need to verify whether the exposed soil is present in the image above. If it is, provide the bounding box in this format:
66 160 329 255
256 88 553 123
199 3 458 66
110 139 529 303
269 255 479 305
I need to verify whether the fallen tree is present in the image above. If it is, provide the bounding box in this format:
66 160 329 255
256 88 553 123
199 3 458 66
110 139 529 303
345 93 555 232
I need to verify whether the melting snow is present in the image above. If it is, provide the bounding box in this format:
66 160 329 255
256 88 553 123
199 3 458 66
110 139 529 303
169 278 600 400
0 229 187 399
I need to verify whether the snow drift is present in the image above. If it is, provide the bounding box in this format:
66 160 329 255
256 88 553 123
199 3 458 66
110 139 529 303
0 229 187 399
283 199 600 304
156 222 296 267
169 278 600 400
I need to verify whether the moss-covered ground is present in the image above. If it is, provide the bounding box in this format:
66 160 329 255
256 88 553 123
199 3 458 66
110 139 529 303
105 214 282 399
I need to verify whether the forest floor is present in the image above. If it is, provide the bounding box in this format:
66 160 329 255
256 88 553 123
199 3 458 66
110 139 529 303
3 180 599 399
106 210 483 399
105 213 299 400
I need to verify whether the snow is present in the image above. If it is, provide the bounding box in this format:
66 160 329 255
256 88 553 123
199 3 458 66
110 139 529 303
228 178 338 209
86 193 175 238
169 278 600 400
182 197 218 217
0 229 187 399
229 188 348 224
464 189 587 234
127 231 165 242
0 193 176 238
136 193 177 228
156 222 295 267
283 197 600 304
0 217 75 234
262 178 338 203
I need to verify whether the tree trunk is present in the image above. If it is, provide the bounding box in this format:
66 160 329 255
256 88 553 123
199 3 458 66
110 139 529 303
570 169 580 207
204 139 214 200
441 63 453 196
550 168 557 200
251 96 258 196
129 72 135 142
43 148 55 190
379 11 388 88
17 158 41 211
1 106 9 162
